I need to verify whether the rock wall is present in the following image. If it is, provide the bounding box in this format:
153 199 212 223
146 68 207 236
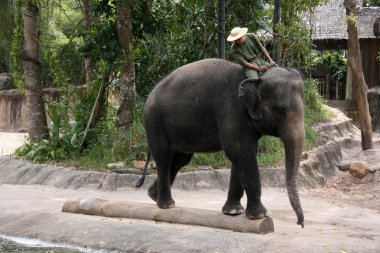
0 73 13 90
0 86 86 132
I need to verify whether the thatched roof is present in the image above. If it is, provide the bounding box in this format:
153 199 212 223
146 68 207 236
310 0 380 40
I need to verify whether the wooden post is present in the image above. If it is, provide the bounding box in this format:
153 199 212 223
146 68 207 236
326 73 331 100
336 80 339 100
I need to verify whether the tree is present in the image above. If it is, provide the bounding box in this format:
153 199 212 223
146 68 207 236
79 0 95 91
0 0 13 72
344 0 373 150
278 0 327 68
21 2 48 142
116 0 135 136
204 0 216 58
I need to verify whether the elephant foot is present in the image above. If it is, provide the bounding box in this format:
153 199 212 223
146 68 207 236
157 198 175 209
148 186 158 203
245 202 269 220
222 201 244 215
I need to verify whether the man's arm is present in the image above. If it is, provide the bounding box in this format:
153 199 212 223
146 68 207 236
262 51 276 66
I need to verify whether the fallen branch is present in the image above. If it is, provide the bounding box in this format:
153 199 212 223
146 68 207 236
77 68 111 154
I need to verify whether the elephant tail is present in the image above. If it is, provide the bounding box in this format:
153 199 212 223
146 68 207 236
135 150 151 188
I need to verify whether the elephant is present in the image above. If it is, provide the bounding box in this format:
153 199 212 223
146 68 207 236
136 58 305 227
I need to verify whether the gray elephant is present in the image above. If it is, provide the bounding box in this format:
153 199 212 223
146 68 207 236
136 58 305 227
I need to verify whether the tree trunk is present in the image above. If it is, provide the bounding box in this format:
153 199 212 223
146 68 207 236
79 0 95 91
116 0 135 136
204 0 215 58
345 66 353 100
21 4 48 143
345 0 373 150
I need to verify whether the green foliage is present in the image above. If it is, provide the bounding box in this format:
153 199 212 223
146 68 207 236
134 0 206 96
257 136 284 165
16 103 83 161
191 152 230 168
363 0 380 6
320 51 347 82
135 0 269 96
13 0 335 170
273 0 327 68
10 0 24 91
0 0 13 72
304 78 324 111
377 51 380 62
65 98 148 170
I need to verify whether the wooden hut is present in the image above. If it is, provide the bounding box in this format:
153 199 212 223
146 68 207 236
309 0 380 102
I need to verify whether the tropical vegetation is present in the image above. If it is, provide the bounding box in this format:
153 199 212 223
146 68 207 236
0 0 335 170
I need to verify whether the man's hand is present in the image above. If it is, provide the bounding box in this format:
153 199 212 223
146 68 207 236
256 66 268 72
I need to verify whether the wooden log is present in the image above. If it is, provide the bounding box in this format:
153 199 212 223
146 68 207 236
62 197 274 234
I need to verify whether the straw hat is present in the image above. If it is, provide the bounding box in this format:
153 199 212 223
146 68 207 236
227 27 248 42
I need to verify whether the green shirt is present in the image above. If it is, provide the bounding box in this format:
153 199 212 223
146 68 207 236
231 33 267 66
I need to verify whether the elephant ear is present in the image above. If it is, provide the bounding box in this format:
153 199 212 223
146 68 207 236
238 78 263 120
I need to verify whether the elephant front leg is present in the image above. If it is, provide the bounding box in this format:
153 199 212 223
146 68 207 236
226 154 268 220
241 158 269 219
223 165 245 215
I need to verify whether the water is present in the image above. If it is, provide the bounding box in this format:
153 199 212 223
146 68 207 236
0 235 90 253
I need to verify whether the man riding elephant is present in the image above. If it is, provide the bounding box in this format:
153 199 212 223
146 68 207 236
228 27 276 79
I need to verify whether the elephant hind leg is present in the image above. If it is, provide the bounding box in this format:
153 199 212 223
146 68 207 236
148 152 193 208
169 152 194 184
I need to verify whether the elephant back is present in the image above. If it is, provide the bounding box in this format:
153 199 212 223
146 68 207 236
146 59 246 107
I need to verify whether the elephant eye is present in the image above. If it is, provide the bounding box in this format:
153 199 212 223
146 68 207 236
273 106 286 120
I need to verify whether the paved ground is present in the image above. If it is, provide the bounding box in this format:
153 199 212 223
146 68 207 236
0 183 379 253
0 132 26 156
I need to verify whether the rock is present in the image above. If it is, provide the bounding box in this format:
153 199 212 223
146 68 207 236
107 161 126 170
112 167 149 175
348 161 370 178
338 161 350 171
133 160 146 170
368 164 380 173
0 73 13 90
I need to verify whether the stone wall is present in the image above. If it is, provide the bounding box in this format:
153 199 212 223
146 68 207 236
0 76 86 132
0 89 27 132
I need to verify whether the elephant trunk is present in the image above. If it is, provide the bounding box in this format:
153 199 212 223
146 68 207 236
280 116 305 228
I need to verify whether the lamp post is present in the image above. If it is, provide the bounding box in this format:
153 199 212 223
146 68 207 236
217 0 225 59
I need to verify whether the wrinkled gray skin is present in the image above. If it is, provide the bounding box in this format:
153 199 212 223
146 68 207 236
143 58 305 227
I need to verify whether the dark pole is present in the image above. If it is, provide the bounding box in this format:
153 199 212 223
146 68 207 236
273 0 281 62
217 0 225 59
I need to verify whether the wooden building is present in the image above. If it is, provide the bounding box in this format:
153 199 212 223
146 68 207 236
309 0 380 100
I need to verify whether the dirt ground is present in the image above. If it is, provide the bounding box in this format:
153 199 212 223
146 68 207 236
306 131 380 212
307 172 380 211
